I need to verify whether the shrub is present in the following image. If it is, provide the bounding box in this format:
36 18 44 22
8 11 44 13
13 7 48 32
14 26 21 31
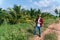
44 33 57 40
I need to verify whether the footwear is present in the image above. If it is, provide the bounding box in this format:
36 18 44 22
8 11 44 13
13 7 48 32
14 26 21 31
39 35 41 37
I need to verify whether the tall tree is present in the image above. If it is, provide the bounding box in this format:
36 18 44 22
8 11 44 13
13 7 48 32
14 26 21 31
0 8 7 24
13 5 21 19
55 9 58 14
30 8 36 18
35 9 41 17
55 9 60 18
7 5 21 24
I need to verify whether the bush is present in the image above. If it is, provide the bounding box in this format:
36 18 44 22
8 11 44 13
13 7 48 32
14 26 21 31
0 23 29 40
0 19 4 25
44 33 57 40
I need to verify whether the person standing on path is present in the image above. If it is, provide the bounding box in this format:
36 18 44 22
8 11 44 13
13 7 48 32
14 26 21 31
34 15 43 37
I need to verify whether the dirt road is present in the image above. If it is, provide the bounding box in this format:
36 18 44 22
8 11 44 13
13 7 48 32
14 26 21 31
29 22 60 40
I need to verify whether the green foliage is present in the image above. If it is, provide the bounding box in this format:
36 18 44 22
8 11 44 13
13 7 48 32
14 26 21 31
55 9 60 18
55 9 58 14
0 23 31 40
0 5 57 24
7 5 21 24
0 18 57 40
0 19 4 25
44 33 57 40
0 5 58 40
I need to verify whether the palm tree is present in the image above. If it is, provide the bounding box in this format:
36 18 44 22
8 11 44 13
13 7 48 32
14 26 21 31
41 12 55 19
55 9 58 15
13 5 21 19
37 9 41 15
7 5 22 24
13 5 21 14
35 9 41 17
55 9 60 18
55 9 58 14
30 8 36 18
7 8 16 24
0 8 7 24
59 10 60 18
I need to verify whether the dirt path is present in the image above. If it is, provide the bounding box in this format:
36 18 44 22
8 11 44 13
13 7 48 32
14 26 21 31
29 22 60 40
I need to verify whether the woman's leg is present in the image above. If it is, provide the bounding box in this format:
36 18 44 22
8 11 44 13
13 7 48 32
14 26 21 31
34 26 38 35
39 27 42 37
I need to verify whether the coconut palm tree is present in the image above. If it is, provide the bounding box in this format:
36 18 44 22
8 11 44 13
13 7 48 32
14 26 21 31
7 5 21 24
37 9 41 15
55 9 58 16
0 8 8 24
13 5 21 19
35 9 41 17
55 9 60 18
30 8 36 18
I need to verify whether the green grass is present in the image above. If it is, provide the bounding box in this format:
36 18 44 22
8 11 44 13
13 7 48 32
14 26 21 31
44 33 57 40
42 18 57 31
0 18 57 40
0 23 32 40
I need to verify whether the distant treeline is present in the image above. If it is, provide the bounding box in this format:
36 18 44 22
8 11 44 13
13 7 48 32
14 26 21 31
0 5 58 25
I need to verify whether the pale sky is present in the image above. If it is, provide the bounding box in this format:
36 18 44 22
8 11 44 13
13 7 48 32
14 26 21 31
0 0 60 15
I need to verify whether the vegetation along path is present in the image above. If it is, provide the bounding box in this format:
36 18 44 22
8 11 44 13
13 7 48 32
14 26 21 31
29 21 60 40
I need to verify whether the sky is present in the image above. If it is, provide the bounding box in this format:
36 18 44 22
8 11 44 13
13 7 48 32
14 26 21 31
0 0 60 15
